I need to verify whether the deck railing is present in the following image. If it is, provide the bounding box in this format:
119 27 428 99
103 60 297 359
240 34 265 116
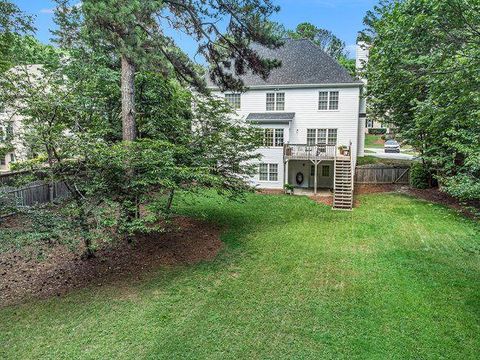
283 143 339 160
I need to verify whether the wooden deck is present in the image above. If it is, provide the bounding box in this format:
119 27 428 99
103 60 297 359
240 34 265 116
283 144 349 161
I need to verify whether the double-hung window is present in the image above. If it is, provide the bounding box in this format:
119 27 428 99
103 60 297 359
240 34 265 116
259 163 278 181
318 91 339 110
266 92 285 111
307 129 316 146
225 93 241 109
263 128 284 147
327 129 337 145
306 128 338 145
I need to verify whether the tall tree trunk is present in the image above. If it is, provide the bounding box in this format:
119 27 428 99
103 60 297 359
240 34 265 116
120 55 137 243
121 55 136 141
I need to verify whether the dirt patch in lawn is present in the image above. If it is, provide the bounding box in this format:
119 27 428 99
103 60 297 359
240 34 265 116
0 216 222 308
309 194 333 206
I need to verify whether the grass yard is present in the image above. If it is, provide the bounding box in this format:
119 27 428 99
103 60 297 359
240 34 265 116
365 134 385 148
1 192 479 359
357 155 413 166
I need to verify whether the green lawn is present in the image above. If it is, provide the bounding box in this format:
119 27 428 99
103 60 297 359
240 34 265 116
365 134 385 148
357 155 413 166
1 192 479 359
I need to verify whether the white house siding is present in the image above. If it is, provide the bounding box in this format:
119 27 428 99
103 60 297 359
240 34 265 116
357 115 366 157
213 85 361 189
0 110 27 172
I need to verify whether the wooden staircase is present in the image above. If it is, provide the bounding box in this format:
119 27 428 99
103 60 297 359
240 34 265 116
333 157 353 210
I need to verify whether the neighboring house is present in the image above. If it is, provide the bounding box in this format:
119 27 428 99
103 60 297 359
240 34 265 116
209 39 365 209
0 110 27 172
0 65 40 172
356 41 391 133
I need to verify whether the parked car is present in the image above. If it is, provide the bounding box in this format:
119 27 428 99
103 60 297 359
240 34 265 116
384 139 400 153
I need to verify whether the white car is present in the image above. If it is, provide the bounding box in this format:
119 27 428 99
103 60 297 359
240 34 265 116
384 139 400 153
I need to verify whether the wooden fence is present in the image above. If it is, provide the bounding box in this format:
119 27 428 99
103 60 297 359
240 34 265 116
355 166 410 184
0 170 31 186
0 181 70 209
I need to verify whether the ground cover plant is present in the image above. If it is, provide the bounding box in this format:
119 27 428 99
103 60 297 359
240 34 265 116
1 191 479 359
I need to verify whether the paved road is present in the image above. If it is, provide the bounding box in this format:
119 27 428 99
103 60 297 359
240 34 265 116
365 148 417 160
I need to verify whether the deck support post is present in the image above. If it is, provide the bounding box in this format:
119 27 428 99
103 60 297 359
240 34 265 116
284 160 289 186
314 161 318 195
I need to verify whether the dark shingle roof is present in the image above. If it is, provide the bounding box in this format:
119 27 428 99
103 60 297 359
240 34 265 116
246 112 295 124
208 39 360 88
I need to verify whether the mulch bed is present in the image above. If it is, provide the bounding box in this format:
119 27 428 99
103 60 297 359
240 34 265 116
0 216 222 308
354 184 404 195
400 187 479 220
257 189 284 195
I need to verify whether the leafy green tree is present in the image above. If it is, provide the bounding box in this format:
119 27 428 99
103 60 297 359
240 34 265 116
361 0 480 201
0 60 261 256
288 22 348 60
0 0 35 72
288 22 355 75
53 0 284 141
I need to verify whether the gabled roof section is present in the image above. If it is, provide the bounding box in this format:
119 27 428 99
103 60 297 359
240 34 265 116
207 39 361 88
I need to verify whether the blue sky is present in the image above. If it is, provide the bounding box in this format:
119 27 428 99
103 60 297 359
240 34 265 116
13 0 378 59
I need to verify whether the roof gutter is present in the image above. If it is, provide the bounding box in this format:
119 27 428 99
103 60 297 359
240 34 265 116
207 82 363 91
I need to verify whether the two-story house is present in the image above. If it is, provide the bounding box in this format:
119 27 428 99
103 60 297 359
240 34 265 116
208 39 365 209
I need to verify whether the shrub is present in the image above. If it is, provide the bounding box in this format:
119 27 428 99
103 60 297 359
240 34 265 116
368 128 387 135
410 162 430 189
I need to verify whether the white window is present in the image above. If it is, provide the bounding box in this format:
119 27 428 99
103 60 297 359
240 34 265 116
306 128 337 145
318 91 328 110
259 163 278 181
9 153 15 163
274 128 284 146
307 129 316 146
263 128 284 147
327 129 337 145
318 129 327 144
275 93 285 111
318 91 339 110
266 92 285 111
259 163 269 181
269 164 278 181
0 156 5 166
266 93 275 111
225 93 241 109
329 91 339 110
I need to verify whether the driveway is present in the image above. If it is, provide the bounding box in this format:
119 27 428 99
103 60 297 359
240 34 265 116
365 147 417 160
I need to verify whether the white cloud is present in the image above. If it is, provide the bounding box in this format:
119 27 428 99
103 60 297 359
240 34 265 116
40 8 54 14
